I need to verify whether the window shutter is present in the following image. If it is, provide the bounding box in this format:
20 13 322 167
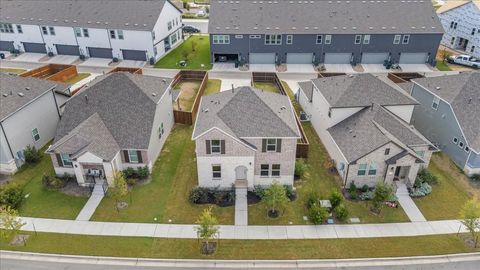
276 139 282 152
206 140 211 154
123 150 130 163
262 139 267 152
220 140 225 154
56 154 63 167
137 151 143 163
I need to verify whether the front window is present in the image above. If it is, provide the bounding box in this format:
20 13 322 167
158 123 164 139
0 23 14 33
32 128 40 142
61 154 73 167
465 146 470 153
250 35 261 39
212 35 230 44
49 26 55 35
354 35 362 44
265 34 282 45
171 32 178 44
212 165 221 179
325 35 332 44
271 164 281 176
385 148 390 155
167 21 172 30
266 139 277 152
286 35 293 44
83 28 89 38
363 35 370 44
110 30 116 39
128 150 139 163
393 35 401 44
16 25 23 34
402 35 410 44
117 30 124 40
260 164 269 177
211 140 221 154
471 46 476 53
316 35 323 44
368 163 377 175
432 96 440 110
42 26 48 35
357 164 367 176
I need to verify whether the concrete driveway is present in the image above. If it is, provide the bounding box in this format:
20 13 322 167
249 64 276 72
118 60 146 68
361 64 388 73
287 64 315 73
324 64 357 73
11 53 46 63
399 64 434 73
0 51 12 59
79 58 112 67
212 63 237 71
43 55 78 64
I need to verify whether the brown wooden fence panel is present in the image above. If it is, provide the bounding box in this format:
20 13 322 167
173 110 193 125
20 64 77 82
318 72 346 78
47 65 77 82
252 72 287 95
387 73 407 84
108 67 143 75
389 72 424 81
172 70 208 125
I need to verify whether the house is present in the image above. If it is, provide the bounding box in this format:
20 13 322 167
0 72 70 174
192 87 301 189
46 72 174 186
208 0 443 66
406 72 480 176
0 0 183 62
437 0 480 58
298 74 434 187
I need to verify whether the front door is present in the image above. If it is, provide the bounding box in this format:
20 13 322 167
394 167 401 178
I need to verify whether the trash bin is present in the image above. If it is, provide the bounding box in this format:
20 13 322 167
235 61 239 68
0 53 5 59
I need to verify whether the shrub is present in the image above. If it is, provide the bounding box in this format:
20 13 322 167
42 174 66 190
416 169 438 185
0 184 23 209
361 184 369 193
306 192 320 209
122 167 136 179
284 185 297 201
409 182 432 198
349 181 357 192
254 186 267 199
359 190 374 201
334 203 349 222
308 202 329 224
137 166 149 179
329 190 343 209
349 188 358 200
58 173 75 183
372 182 394 212
24 145 40 164
189 187 210 204
295 159 307 178
126 178 137 186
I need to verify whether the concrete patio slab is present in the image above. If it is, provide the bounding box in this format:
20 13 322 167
361 64 388 73
400 64 433 73
249 64 276 72
43 55 78 64
78 58 112 67
287 64 315 73
324 64 357 73
11 53 46 63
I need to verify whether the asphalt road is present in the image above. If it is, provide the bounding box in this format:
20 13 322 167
182 18 209 33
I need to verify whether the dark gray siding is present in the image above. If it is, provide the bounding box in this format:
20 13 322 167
410 84 470 168
468 151 480 169
210 33 442 65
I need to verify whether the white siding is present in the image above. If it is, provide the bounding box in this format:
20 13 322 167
151 0 183 60
0 24 44 51
384 104 415 123
42 25 77 54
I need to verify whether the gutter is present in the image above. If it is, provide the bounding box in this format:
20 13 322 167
0 122 15 163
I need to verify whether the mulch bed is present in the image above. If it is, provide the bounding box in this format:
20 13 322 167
60 180 91 197
247 191 262 205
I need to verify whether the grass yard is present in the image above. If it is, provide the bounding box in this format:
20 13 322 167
92 125 234 224
173 80 202 111
253 82 281 93
7 147 87 219
203 79 222 96
154 36 212 70
1 231 478 259
0 68 27 74
414 153 475 220
435 61 452 71
64 73 90 84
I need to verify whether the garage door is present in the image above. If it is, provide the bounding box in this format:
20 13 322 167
324 53 351 64
23 42 47 53
286 53 313 64
122 49 147 61
249 53 276 64
361 53 389 64
0 41 14 51
55 44 80 56
399 53 428 64
88 47 113 59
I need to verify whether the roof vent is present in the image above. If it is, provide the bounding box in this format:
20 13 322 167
2 93 8 97
152 93 157 97
25 87 30 91
18 93 25 97
162 79 167 84
435 86 441 90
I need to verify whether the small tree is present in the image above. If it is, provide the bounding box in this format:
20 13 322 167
195 207 219 255
329 190 343 209
0 206 25 244
263 181 289 218
460 196 480 248
182 0 188 8
371 182 393 214
108 173 128 212
191 40 197 52
24 145 41 164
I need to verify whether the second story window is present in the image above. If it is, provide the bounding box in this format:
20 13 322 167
363 35 370 44
316 35 323 44
212 35 230 44
432 96 440 110
152 31 156 40
393 34 401 44
167 21 172 30
83 28 89 38
32 128 40 142
211 140 221 154
16 25 23 33
0 23 14 33
384 148 390 155
110 30 116 39
286 35 293 45
325 35 332 44
74 27 81 37
265 34 282 45
471 46 476 53
117 30 124 40
262 138 282 152
354 35 362 44
49 26 55 35
450 21 454 28
41 26 48 35
402 35 410 44
472 28 476 35
206 139 225 154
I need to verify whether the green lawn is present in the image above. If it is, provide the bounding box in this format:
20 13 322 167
414 153 473 220
92 125 234 224
64 73 90 84
436 61 452 71
203 79 222 96
0 68 26 74
8 147 87 219
253 82 280 93
155 36 212 70
1 231 478 259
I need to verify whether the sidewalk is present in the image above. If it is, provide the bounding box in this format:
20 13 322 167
396 183 427 222
234 180 248 226
75 181 106 221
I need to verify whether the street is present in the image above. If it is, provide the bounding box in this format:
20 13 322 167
182 18 209 33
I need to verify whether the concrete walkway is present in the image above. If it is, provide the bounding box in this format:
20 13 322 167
396 183 427 222
75 181 106 221
234 181 248 226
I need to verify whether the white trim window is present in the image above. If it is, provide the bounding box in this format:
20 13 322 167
41 26 48 35
432 96 440 110
363 35 370 44
325 35 332 44
117 30 124 40
357 164 367 176
212 35 230 44
354 35 362 44
465 146 470 153
368 162 377 176
0 23 14 33
250 35 261 39
402 35 410 44
167 21 172 30
83 28 89 38
286 35 293 44
459 141 464 149
32 128 40 142
415 150 425 158
61 154 73 167
74 27 82 37
128 150 139 163
16 25 23 34
235 35 244 39
211 140 221 154
212 165 222 179
49 26 55 35
260 164 270 177
266 139 278 152
265 34 282 45
158 123 164 139
393 35 401 44
271 164 281 177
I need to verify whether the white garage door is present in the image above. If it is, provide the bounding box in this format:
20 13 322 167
324 53 351 64
287 53 313 64
399 53 428 64
250 53 276 64
361 53 389 64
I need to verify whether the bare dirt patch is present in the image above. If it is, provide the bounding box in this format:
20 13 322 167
173 80 201 111
10 234 29 246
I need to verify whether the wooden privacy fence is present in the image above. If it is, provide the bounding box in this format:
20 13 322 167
387 72 425 83
20 64 77 82
108 67 143 75
172 70 208 125
318 72 346 78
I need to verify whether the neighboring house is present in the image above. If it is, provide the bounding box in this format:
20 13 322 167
46 72 174 186
406 72 480 176
192 87 301 189
0 0 183 62
437 0 480 58
298 74 434 187
0 72 70 174
208 1 443 66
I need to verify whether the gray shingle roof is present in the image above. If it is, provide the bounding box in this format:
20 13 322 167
0 73 70 121
0 0 176 31
310 74 418 108
54 72 172 158
209 0 443 34
298 81 313 101
193 87 300 140
327 104 430 163
412 72 480 150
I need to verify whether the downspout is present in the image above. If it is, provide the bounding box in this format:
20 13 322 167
344 164 350 187
0 122 15 163
51 87 62 119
